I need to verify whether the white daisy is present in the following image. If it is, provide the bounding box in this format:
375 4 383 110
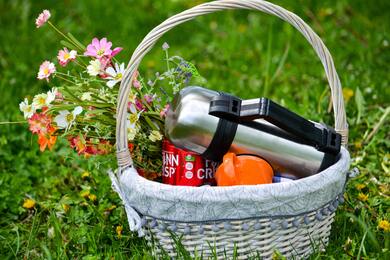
126 104 142 141
19 98 35 119
32 93 48 110
47 88 57 104
87 59 101 76
105 63 125 88
54 106 83 130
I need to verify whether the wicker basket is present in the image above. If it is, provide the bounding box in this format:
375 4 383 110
111 0 350 258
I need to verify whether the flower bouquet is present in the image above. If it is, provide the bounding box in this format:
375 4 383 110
20 10 202 179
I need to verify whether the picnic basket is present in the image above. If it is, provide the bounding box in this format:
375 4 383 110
109 0 351 258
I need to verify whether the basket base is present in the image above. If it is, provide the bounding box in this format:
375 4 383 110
142 209 335 259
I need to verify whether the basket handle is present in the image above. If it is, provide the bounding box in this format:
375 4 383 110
116 0 348 169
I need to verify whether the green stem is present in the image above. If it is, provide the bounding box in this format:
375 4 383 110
0 121 27 125
54 74 76 84
47 21 81 51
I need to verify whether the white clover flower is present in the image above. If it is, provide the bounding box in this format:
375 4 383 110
127 124 137 141
162 42 170 50
105 63 125 88
87 59 101 76
54 106 83 130
19 98 35 119
81 92 93 101
149 130 163 142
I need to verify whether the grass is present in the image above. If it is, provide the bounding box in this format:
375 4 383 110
0 0 389 258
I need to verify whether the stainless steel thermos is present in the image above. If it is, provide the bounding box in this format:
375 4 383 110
165 87 341 179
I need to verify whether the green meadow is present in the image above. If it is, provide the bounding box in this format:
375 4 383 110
0 0 388 258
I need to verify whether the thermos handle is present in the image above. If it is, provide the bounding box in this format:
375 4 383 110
116 0 348 170
209 95 342 155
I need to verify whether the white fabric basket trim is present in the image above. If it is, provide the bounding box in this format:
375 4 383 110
113 147 349 230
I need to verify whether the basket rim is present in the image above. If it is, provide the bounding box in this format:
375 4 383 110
116 147 350 223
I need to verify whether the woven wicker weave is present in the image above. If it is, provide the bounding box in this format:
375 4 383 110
112 0 349 258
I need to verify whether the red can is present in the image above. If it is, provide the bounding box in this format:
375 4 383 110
162 139 217 186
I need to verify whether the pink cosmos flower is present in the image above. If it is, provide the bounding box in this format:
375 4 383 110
160 104 170 118
28 112 52 134
37 61 56 81
57 48 77 66
132 71 141 89
144 94 155 104
135 99 145 111
35 10 51 28
99 56 112 71
84 37 122 59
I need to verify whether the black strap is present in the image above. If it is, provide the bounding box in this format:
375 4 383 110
201 119 238 162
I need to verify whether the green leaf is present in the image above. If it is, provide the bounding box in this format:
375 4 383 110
67 32 86 50
355 87 365 124
60 40 78 51
144 116 158 131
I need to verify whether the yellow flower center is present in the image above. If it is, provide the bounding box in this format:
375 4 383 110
129 113 138 124
38 97 46 105
97 48 105 56
66 113 74 123
114 73 122 80
64 53 70 60
43 68 49 75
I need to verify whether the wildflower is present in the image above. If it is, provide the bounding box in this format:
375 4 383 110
355 183 366 190
57 48 77 66
357 193 368 202
98 56 112 72
160 104 170 118
128 92 137 104
149 130 163 142
47 88 57 104
28 112 52 134
147 79 154 87
144 94 155 104
88 194 97 202
82 171 90 180
19 98 35 119
162 42 170 50
80 190 90 198
32 93 48 110
23 198 36 209
378 220 390 232
37 125 57 151
37 61 56 81
35 10 51 28
69 135 87 155
47 227 55 239
62 204 70 213
84 37 122 59
126 106 141 141
116 225 123 239
87 59 102 76
342 88 354 103
135 99 145 111
132 71 142 89
81 92 93 101
105 63 125 88
54 106 83 130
